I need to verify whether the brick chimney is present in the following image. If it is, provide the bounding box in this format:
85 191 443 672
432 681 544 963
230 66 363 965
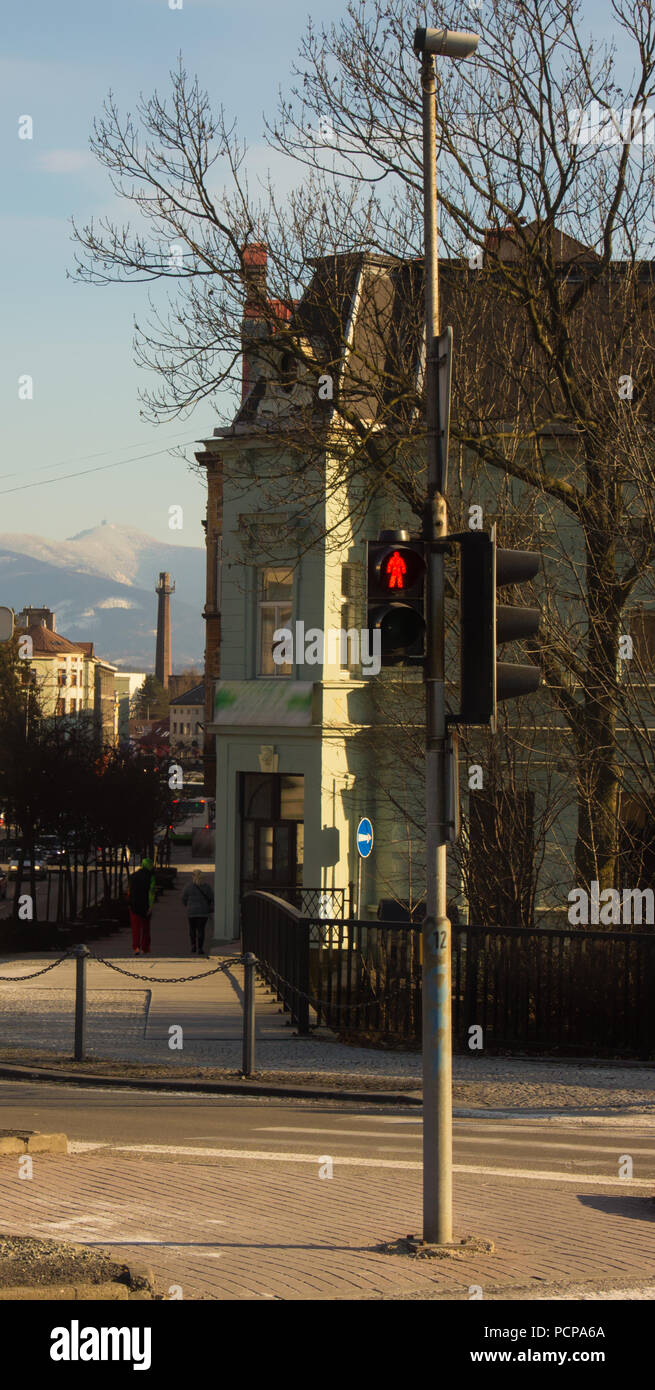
242 241 268 298
241 242 268 400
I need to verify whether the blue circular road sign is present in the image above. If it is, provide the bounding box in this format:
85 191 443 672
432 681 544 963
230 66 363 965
356 817 374 858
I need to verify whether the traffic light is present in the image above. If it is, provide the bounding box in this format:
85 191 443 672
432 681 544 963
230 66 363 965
453 525 541 727
367 529 426 666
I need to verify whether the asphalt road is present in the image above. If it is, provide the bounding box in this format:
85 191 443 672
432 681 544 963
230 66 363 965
1 1079 654 1185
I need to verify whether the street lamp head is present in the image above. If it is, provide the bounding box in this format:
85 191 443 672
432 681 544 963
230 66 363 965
414 27 479 59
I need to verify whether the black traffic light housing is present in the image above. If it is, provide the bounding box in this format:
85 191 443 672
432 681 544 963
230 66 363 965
367 529 426 666
452 525 541 727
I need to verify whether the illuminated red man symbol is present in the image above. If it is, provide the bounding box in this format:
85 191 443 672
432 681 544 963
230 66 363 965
385 550 407 590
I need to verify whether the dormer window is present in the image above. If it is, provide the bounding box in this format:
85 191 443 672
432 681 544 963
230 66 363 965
278 352 296 394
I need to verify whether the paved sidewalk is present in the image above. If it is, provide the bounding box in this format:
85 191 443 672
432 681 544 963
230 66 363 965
1 861 655 1111
1 1146 654 1299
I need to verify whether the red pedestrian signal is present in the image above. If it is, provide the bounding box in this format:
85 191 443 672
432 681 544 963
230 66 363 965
385 550 407 590
367 530 426 666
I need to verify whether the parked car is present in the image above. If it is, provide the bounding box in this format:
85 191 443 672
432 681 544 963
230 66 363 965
37 836 66 868
8 851 48 880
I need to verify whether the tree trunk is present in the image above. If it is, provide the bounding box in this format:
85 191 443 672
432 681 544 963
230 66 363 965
574 508 620 894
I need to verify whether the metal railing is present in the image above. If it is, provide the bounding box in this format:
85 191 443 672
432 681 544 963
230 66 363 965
241 891 415 1036
241 892 312 1033
456 923 655 1058
241 891 655 1058
247 884 354 919
310 915 421 1037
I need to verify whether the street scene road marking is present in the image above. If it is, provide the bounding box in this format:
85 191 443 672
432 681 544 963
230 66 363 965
255 1126 422 1139
255 1124 655 1158
79 1141 655 1184
113 1143 422 1169
455 1163 654 1187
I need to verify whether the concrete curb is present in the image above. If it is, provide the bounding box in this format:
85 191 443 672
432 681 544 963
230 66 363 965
0 1060 421 1105
0 1130 68 1155
1 1062 652 1117
0 1282 153 1300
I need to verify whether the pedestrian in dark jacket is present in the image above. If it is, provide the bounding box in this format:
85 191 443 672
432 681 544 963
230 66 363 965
128 857 155 955
181 871 214 955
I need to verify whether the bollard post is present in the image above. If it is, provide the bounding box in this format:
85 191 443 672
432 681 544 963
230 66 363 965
242 953 256 1077
73 944 91 1062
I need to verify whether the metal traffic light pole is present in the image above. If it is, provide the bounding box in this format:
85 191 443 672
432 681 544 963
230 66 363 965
415 28 479 1246
419 43 452 1248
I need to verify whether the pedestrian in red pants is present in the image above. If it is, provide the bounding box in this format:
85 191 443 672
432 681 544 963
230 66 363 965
129 910 151 954
128 857 155 955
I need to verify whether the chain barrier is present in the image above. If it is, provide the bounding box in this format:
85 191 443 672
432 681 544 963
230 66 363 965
257 962 418 1015
87 950 246 985
0 950 246 987
0 952 76 981
0 945 411 1021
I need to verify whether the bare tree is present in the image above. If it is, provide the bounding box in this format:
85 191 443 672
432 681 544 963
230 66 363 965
71 0 655 897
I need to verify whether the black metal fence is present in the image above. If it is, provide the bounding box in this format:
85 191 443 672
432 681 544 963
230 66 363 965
241 891 655 1058
0 845 132 925
241 892 311 1033
457 924 655 1058
258 884 354 918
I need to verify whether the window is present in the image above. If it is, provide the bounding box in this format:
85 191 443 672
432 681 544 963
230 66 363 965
630 610 655 675
69 699 77 713
241 773 304 822
259 568 293 675
280 775 304 819
55 698 65 716
341 564 360 672
57 668 67 687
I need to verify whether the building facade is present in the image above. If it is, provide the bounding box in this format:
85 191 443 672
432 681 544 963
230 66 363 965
197 249 428 942
16 608 118 744
169 683 205 751
196 234 655 943
114 671 147 742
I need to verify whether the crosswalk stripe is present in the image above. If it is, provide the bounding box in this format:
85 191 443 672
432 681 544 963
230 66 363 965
80 1141 655 1184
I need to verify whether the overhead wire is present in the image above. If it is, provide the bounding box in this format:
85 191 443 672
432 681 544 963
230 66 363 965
0 438 203 497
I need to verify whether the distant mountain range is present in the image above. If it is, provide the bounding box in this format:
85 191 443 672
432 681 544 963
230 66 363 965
0 523 205 670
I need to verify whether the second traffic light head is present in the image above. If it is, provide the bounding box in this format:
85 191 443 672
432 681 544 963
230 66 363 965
455 527 541 726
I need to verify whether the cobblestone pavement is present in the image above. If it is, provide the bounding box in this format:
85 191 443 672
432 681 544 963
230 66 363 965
1 1148 654 1300
0 986 149 1052
1 950 655 1111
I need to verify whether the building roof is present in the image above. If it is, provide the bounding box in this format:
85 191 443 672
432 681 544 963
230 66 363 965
169 683 205 706
17 624 88 656
198 225 655 450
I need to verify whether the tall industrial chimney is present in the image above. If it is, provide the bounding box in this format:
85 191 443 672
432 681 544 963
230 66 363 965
155 572 175 687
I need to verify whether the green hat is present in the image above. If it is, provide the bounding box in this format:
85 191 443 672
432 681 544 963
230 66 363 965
141 857 154 870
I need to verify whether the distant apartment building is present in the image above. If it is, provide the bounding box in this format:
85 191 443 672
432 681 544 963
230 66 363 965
169 683 205 750
16 608 118 745
114 671 147 741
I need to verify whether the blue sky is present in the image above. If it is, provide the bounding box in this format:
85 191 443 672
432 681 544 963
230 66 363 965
1 0 347 545
0 0 628 546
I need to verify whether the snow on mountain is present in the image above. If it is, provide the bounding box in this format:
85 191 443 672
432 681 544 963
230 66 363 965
0 524 205 669
0 523 204 604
